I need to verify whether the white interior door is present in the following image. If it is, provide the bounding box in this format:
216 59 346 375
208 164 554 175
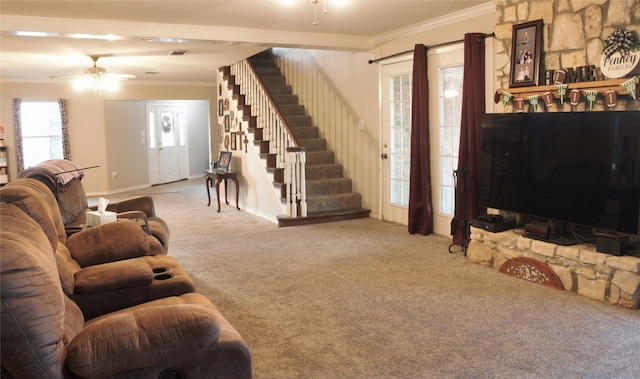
147 104 189 185
381 59 413 225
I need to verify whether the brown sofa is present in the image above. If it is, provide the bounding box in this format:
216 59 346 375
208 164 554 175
0 179 192 320
1 202 252 378
17 159 170 252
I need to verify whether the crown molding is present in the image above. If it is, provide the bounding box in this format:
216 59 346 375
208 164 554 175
371 1 495 47
0 14 374 51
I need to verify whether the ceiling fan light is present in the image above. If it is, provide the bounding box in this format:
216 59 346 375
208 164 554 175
100 77 120 91
73 75 119 92
73 76 95 91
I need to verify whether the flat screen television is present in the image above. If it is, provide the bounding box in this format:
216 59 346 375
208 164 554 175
479 111 640 238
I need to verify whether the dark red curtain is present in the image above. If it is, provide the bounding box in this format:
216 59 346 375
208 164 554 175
452 33 487 247
408 44 433 235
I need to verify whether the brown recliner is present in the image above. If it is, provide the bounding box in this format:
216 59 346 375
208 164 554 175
1 202 252 379
17 159 170 252
0 179 192 320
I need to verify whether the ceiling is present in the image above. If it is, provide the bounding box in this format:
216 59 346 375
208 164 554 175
0 0 489 85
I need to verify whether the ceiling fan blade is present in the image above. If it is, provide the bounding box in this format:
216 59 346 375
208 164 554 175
104 73 137 80
49 74 85 79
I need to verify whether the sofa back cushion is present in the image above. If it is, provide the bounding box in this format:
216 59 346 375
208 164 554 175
57 180 89 225
0 203 83 379
0 178 67 248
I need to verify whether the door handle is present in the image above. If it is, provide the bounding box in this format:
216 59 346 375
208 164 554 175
381 153 388 159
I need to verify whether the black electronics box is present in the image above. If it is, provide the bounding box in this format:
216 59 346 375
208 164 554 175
596 236 628 256
472 217 516 233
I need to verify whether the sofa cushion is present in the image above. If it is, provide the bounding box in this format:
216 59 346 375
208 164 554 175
55 244 82 296
0 179 67 250
56 179 89 225
0 203 81 379
74 259 154 294
66 293 221 378
66 220 151 267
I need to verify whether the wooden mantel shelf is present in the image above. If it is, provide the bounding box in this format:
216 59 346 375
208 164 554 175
494 76 638 103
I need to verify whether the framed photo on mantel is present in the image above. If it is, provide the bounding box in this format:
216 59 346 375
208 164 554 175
509 19 543 88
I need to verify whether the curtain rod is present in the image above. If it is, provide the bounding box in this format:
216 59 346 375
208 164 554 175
367 32 495 65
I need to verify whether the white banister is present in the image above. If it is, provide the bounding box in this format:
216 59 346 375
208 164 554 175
230 59 307 218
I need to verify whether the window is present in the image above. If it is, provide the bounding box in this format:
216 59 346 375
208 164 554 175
439 66 463 216
389 73 412 207
14 99 70 171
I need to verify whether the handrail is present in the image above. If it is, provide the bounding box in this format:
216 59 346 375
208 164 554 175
244 60 303 148
229 57 307 217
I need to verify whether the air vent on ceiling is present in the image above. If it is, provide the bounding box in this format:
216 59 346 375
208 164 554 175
169 50 190 56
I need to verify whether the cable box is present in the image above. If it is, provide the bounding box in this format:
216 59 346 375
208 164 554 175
472 218 516 233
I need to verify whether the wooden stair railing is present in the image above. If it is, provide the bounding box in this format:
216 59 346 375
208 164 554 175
224 59 307 218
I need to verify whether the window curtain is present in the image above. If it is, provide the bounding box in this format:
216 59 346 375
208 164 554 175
58 99 71 161
13 98 70 172
408 44 433 235
452 33 487 247
13 98 24 171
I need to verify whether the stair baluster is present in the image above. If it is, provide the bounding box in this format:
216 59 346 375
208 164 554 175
230 60 307 217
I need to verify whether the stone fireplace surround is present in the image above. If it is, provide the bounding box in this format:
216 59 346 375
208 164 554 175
470 1 640 309
467 226 640 309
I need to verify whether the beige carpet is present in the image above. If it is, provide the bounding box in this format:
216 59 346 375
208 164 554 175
102 179 640 379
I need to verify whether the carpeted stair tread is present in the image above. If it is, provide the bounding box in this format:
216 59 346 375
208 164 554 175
284 115 313 127
277 207 370 226
271 94 299 105
264 84 293 95
306 177 353 196
290 127 319 140
306 151 335 165
305 163 343 180
298 138 327 152
306 192 362 213
278 105 306 116
260 76 287 86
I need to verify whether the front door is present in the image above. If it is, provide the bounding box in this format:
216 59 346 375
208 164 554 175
147 104 189 185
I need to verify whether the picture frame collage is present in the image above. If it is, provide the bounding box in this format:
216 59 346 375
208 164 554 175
218 91 244 153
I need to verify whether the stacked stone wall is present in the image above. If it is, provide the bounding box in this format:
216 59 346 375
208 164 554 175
469 226 640 309
494 0 640 112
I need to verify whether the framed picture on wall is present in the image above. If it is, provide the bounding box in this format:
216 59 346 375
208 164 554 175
509 19 543 88
230 132 237 150
224 114 230 132
218 99 224 116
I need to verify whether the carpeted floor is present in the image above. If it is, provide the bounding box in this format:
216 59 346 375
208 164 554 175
102 179 640 379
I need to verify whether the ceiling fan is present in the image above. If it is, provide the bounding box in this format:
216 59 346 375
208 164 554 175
50 55 136 92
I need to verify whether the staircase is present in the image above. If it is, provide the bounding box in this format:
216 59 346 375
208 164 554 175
224 51 370 226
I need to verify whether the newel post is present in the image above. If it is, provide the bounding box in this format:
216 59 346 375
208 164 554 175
285 147 307 218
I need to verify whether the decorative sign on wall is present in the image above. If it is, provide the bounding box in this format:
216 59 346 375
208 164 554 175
543 65 597 85
600 29 640 79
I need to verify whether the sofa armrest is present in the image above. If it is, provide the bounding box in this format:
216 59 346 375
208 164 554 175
74 259 154 294
116 210 151 235
66 294 221 378
66 220 150 267
107 195 157 218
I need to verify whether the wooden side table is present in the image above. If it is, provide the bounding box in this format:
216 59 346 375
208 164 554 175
205 169 240 212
